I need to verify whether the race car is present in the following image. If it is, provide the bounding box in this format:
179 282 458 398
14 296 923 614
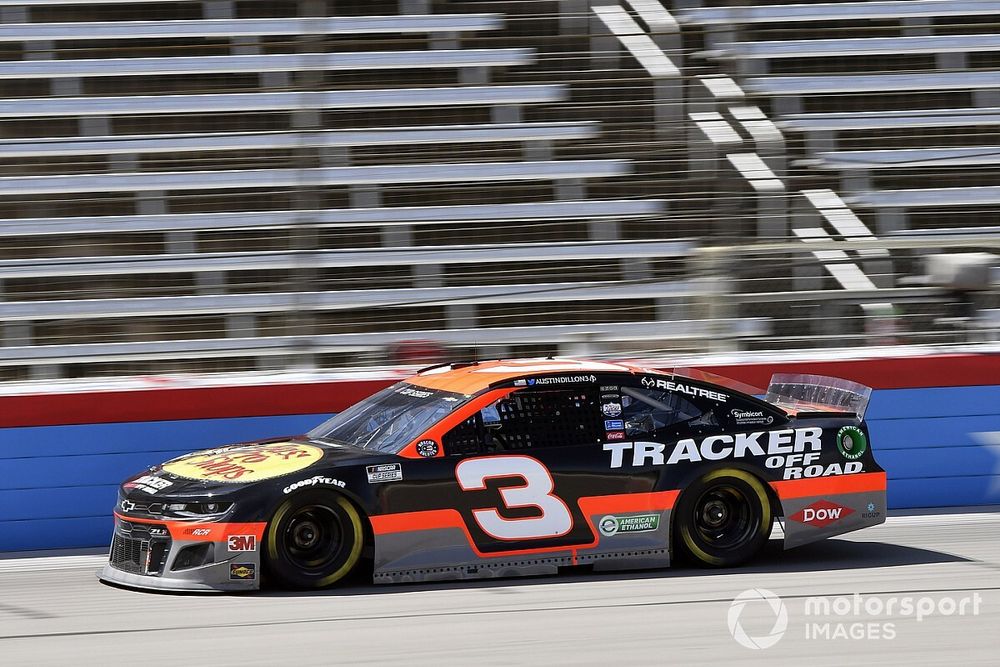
99 358 887 592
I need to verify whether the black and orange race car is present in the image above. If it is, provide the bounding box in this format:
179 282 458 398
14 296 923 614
99 358 886 592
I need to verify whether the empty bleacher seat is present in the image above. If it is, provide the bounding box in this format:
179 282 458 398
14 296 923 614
0 316 771 367
0 15 504 41
715 33 1000 60
812 147 1000 170
0 240 693 279
780 108 1000 133
850 186 1000 208
0 50 534 79
0 200 666 237
0 280 702 320
0 85 566 117
744 71 1000 96
0 122 600 157
680 1 1000 25
0 160 631 195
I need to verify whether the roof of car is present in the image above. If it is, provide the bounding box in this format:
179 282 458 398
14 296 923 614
404 358 652 395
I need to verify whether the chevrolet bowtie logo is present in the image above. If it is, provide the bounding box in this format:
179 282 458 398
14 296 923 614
120 500 135 513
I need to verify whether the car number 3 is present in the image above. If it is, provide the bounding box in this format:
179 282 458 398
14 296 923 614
455 455 573 541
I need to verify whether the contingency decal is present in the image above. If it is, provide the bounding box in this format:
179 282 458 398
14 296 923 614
836 426 868 460
161 442 323 482
789 500 854 528
603 427 864 479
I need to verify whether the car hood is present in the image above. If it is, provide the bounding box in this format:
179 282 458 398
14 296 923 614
124 437 385 497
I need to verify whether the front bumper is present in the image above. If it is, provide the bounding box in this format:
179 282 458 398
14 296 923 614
97 512 265 592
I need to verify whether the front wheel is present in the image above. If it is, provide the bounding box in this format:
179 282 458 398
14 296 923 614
264 491 364 589
675 469 772 567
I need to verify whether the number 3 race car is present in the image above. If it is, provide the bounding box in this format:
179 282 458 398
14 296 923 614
99 359 887 592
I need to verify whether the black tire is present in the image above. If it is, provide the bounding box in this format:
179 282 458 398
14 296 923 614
675 469 772 568
263 490 364 589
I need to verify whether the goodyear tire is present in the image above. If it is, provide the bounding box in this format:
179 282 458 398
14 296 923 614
675 469 772 568
264 490 364 589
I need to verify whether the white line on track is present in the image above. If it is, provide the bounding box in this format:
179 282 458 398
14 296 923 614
0 554 107 573
1 511 996 574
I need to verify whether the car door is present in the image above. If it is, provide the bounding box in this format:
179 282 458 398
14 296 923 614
369 381 652 577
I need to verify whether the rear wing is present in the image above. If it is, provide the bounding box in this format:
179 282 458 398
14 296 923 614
765 373 872 420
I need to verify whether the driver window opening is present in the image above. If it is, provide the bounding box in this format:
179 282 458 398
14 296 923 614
442 389 603 455
620 387 712 437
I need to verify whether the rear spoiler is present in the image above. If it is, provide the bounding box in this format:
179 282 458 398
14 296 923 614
765 373 872 420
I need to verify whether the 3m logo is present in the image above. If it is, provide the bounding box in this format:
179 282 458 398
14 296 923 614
227 535 257 552
790 500 854 528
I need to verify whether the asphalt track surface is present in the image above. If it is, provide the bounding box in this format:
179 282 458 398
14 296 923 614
1 510 998 666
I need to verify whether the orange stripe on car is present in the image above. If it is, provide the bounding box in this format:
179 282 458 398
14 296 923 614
769 472 887 500
114 513 266 542
578 490 679 515
369 490 678 559
369 509 465 535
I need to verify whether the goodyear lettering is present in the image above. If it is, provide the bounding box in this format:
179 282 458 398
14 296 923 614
283 475 346 494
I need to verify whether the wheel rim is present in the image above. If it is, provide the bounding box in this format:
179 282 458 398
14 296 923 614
281 504 344 571
691 483 758 551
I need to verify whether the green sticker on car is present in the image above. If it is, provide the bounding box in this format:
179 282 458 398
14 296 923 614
836 425 868 460
598 513 660 537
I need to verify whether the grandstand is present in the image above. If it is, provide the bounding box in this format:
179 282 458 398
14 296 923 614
0 0 996 378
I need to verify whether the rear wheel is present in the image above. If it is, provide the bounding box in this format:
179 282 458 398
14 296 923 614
675 469 771 567
264 490 364 589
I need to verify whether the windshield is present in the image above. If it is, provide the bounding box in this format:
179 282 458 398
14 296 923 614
307 383 467 454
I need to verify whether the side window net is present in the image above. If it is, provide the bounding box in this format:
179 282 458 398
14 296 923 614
442 389 603 455
621 387 706 437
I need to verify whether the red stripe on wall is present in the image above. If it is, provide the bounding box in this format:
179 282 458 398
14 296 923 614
0 379 395 428
693 354 999 392
0 353 995 428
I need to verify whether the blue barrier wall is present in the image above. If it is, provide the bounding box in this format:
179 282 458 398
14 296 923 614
0 413 329 551
867 385 1000 509
2 384 999 552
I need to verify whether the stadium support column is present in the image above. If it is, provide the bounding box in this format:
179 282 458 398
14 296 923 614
690 246 736 353
282 0 326 371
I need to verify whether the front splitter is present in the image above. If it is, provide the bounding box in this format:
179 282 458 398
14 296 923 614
98 563 259 593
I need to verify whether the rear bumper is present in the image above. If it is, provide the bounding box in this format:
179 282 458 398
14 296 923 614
775 471 888 549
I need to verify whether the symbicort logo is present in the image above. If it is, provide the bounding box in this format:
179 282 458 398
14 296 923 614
790 500 854 528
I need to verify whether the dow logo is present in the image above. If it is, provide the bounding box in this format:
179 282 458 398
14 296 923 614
790 500 855 528
728 588 788 650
